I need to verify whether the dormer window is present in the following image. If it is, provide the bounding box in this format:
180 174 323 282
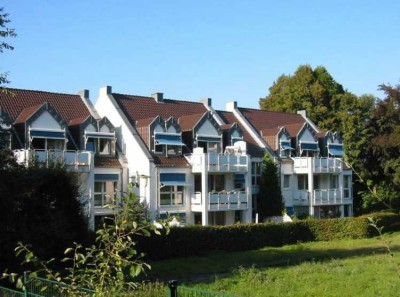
29 128 66 151
299 141 319 157
154 133 185 156
280 140 294 158
84 131 115 155
328 143 344 157
196 135 222 154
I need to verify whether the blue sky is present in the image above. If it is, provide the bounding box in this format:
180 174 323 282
2 1 400 110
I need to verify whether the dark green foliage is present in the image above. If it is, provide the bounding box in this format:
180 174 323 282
0 7 17 87
0 151 89 272
257 155 283 219
359 83 400 211
138 213 400 260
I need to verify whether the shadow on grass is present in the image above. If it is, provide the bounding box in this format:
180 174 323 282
143 241 400 284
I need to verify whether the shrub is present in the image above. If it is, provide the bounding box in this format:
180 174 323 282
138 213 400 260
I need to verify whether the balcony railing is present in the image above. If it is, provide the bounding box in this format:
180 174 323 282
293 157 342 174
313 189 343 205
186 152 249 173
191 191 248 211
286 188 351 206
15 149 91 172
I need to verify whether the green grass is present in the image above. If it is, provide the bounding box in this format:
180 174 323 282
132 232 400 296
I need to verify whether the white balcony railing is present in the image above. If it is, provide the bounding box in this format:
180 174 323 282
313 189 343 205
191 191 248 211
15 149 91 172
293 157 342 174
186 152 249 173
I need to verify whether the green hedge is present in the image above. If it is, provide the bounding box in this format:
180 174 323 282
138 213 400 260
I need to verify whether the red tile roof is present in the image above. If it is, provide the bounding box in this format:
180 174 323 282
217 110 265 157
94 156 122 168
178 113 205 131
14 104 43 124
0 88 91 123
136 117 157 128
284 123 305 137
153 155 190 167
112 93 208 125
239 107 305 132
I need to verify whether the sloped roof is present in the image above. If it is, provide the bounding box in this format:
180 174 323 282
14 104 43 124
238 108 305 132
284 122 305 137
94 156 122 168
0 88 91 123
136 117 157 128
153 155 190 167
178 113 205 131
217 110 265 158
112 93 207 125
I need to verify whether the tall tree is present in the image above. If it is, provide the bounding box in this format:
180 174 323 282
257 154 283 220
259 65 376 213
0 7 17 87
360 83 400 210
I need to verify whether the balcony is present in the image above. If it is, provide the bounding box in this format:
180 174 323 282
285 190 309 206
313 189 343 205
293 157 342 174
15 149 91 172
191 191 248 211
186 152 249 173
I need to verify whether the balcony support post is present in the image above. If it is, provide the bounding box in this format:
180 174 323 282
308 157 314 217
201 154 209 226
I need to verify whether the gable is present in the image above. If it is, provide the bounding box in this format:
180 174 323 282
30 110 62 130
196 119 219 136
85 123 97 132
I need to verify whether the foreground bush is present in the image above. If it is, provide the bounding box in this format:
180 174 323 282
138 213 400 260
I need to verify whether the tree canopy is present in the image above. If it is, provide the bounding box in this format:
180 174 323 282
259 65 400 213
0 7 17 87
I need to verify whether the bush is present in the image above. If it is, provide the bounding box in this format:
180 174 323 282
138 213 400 260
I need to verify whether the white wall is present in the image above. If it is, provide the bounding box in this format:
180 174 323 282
31 111 61 129
95 88 156 217
197 119 219 136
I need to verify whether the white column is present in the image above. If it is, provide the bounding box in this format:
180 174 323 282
308 157 314 217
201 154 209 226
244 156 253 223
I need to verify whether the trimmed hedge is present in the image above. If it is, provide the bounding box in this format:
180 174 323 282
138 213 400 260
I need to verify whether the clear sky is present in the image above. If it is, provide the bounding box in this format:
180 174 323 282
2 0 400 110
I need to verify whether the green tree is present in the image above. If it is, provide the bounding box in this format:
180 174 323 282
257 154 283 220
259 65 376 213
0 7 17 87
359 83 400 211
0 154 89 273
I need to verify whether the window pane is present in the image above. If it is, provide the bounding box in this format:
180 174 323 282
283 175 290 188
86 139 96 152
99 139 110 155
94 194 103 206
160 186 173 205
31 138 45 149
94 181 103 192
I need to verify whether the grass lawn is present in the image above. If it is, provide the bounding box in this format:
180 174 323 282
132 232 400 296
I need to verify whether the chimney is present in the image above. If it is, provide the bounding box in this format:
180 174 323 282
225 101 238 112
199 98 212 107
78 89 89 100
297 110 307 118
100 86 112 95
152 92 163 102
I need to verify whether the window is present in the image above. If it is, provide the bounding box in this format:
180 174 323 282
283 175 291 189
298 174 308 190
86 138 114 155
208 174 225 192
330 175 339 189
160 185 184 206
343 175 351 198
234 174 246 191
94 181 115 207
31 138 64 150
313 175 320 189
194 175 202 192
198 141 221 154
251 162 261 185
